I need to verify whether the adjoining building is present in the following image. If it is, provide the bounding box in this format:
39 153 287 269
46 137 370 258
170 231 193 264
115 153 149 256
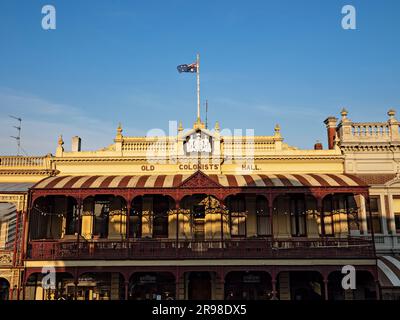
325 109 400 300
0 156 56 300
6 116 377 301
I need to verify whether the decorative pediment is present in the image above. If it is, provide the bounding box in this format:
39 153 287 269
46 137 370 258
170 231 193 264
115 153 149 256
179 170 222 188
385 176 400 188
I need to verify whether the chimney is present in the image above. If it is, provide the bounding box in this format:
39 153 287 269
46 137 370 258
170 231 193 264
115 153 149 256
314 140 323 150
324 117 338 150
71 136 81 152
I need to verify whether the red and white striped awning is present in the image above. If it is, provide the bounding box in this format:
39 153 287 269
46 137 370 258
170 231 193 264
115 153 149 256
378 255 400 288
32 173 366 189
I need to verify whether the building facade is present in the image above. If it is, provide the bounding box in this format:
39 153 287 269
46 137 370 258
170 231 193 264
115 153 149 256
0 156 55 300
325 109 400 300
0 114 388 300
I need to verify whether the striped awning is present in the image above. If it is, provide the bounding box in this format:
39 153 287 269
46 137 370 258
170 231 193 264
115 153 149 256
378 255 400 287
32 173 366 189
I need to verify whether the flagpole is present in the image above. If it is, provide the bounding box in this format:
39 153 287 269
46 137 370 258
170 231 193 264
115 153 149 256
196 53 200 122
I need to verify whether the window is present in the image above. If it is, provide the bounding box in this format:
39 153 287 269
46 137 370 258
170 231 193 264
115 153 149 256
367 197 382 234
256 196 270 236
193 205 205 219
65 198 78 235
290 197 307 237
321 197 334 236
93 199 110 238
227 196 246 237
152 196 169 238
130 198 142 238
395 213 400 233
393 198 400 234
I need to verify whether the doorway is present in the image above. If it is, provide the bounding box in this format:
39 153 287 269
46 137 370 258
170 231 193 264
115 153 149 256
188 272 212 300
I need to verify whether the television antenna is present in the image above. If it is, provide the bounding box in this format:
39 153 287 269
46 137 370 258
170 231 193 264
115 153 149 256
9 115 22 156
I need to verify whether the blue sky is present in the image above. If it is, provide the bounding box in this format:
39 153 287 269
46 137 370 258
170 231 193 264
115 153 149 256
0 0 399 155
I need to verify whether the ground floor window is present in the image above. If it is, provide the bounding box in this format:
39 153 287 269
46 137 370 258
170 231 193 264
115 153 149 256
129 273 175 300
225 272 272 300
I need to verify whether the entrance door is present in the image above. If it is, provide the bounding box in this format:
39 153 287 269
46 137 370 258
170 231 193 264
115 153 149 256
0 278 9 300
188 272 211 300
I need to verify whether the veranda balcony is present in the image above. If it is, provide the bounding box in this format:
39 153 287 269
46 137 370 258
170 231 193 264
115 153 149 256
26 237 375 261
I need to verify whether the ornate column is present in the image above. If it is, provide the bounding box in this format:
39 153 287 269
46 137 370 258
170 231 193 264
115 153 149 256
74 280 78 301
379 194 389 235
323 278 329 301
76 198 83 255
126 201 131 240
124 281 129 301
271 280 277 300
268 193 274 239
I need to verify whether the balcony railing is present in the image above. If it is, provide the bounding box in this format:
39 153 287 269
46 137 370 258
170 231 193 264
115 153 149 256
26 238 375 261
0 156 51 169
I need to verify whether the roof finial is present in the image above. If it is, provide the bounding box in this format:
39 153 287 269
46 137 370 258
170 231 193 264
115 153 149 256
274 124 281 137
215 121 220 132
388 109 396 119
58 134 64 146
178 121 183 132
116 123 123 139
340 108 348 120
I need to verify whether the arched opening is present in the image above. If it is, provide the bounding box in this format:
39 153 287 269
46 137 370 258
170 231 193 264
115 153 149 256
152 195 173 238
129 272 175 300
278 271 324 300
226 195 247 238
30 196 77 240
188 272 212 300
225 271 272 300
25 272 75 300
180 194 223 240
322 194 359 237
82 195 127 239
256 196 271 237
129 196 143 238
273 195 311 238
328 270 377 300
0 278 10 300
76 272 124 300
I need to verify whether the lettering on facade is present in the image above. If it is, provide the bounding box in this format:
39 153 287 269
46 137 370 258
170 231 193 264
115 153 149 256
141 165 155 171
140 164 220 171
241 164 260 171
178 164 219 171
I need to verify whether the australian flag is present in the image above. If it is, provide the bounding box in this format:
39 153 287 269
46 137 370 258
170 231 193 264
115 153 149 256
177 62 197 73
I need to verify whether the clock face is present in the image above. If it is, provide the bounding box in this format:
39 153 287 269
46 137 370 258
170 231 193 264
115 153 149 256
185 131 212 154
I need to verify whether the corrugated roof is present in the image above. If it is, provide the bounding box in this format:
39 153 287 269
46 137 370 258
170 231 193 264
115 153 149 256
0 182 35 192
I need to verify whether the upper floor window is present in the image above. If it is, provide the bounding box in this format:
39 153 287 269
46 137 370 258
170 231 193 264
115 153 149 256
367 197 382 234
290 197 307 237
393 197 400 234
227 196 246 237
256 196 270 236
152 196 170 238
93 198 110 239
